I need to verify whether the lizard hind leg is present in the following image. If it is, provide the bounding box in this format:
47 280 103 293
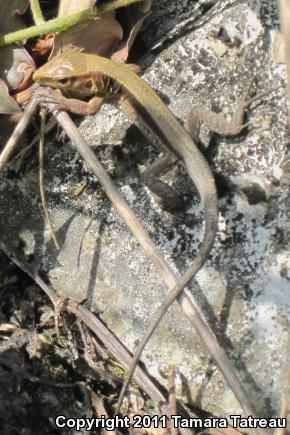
185 83 256 140
141 152 184 210
118 96 184 210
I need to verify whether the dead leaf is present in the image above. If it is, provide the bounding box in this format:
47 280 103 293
50 0 123 57
112 0 152 63
49 0 152 62
51 12 123 57
0 79 21 114
0 46 35 91
35 34 55 56
0 0 35 96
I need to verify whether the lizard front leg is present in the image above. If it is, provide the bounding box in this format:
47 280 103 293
36 88 104 116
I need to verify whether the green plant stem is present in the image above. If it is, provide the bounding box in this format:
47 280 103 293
30 0 45 24
0 0 143 46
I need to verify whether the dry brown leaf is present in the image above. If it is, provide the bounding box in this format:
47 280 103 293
51 12 123 57
112 0 152 63
51 0 123 58
35 34 55 56
50 0 152 62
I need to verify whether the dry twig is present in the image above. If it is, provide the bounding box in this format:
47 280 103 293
39 109 60 249
0 96 38 171
10 117 57 171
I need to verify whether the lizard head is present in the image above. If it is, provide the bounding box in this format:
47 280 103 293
33 53 112 98
33 54 77 89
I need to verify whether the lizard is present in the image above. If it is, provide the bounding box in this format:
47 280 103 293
32 52 254 413
33 52 218 411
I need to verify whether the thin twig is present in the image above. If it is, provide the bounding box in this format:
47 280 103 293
39 109 60 249
0 97 38 171
77 320 121 384
10 118 57 171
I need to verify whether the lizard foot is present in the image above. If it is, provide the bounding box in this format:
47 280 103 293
35 88 104 116
35 89 72 111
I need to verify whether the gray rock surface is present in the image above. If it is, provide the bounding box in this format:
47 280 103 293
0 0 289 420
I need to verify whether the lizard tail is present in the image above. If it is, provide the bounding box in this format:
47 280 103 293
115 179 218 415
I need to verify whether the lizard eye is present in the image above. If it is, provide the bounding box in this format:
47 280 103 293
57 78 70 86
84 80 93 90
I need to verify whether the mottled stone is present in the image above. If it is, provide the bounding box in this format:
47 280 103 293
0 0 289 421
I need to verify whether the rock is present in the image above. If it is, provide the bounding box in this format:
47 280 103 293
0 0 289 420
